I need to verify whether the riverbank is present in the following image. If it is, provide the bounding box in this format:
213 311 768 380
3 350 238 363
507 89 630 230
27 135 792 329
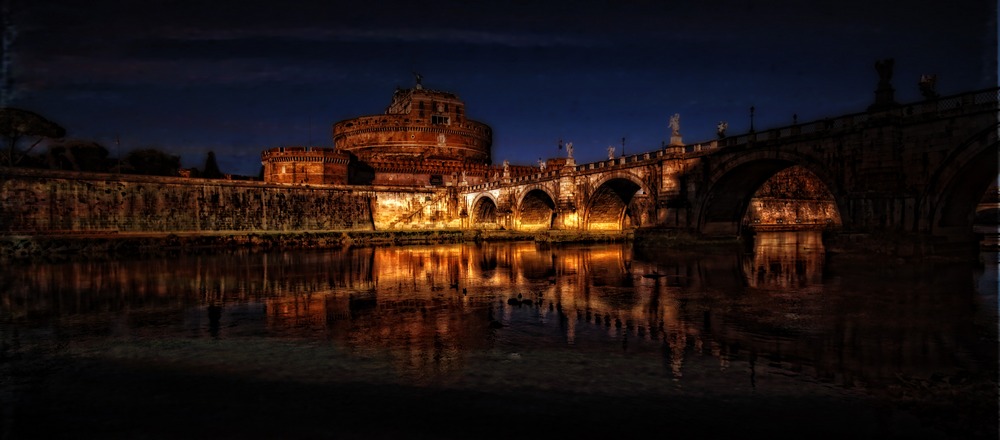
1 227 989 262
0 229 638 261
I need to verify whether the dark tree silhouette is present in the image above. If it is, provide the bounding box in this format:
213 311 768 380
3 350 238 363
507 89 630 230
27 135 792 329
44 139 111 172
121 148 181 176
44 144 73 170
202 150 223 178
0 108 66 167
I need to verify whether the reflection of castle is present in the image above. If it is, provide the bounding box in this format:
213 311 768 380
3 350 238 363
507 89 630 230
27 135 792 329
261 77 536 186
4 240 989 394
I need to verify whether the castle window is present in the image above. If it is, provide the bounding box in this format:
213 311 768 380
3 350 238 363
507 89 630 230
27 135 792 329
432 115 450 125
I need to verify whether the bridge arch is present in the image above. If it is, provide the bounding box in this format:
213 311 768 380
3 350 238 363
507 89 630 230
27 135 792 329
920 123 999 239
584 172 651 231
516 187 557 231
697 151 846 237
470 194 500 228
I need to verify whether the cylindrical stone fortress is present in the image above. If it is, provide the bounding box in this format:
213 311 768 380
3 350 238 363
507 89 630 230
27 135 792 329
332 85 493 164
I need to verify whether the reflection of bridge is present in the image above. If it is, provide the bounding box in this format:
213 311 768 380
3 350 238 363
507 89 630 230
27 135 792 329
460 89 998 248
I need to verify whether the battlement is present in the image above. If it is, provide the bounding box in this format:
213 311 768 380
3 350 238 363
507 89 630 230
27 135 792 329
261 146 350 184
332 83 493 165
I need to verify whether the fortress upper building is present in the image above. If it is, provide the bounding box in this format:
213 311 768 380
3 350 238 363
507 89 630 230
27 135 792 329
333 81 493 164
262 77 536 187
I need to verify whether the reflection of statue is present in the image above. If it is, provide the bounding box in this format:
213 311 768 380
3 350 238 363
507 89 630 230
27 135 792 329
461 170 467 183
607 146 615 160
565 142 573 158
716 121 728 138
669 113 681 136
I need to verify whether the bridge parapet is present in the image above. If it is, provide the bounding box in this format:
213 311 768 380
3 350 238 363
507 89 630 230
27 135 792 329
458 87 997 245
715 87 999 150
574 150 668 173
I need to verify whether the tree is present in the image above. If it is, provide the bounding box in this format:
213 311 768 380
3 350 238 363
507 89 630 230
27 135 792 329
44 139 111 172
121 148 181 176
202 150 223 178
0 107 66 167
69 141 111 172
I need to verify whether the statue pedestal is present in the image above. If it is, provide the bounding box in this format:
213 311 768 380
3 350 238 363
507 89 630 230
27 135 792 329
869 86 898 111
669 135 683 147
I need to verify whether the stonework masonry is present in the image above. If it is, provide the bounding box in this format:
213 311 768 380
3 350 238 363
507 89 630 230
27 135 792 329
262 82 511 189
745 166 842 230
0 168 460 234
261 147 349 185
333 87 492 164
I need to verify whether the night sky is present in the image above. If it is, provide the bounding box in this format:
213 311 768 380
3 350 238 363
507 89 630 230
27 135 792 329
5 0 997 176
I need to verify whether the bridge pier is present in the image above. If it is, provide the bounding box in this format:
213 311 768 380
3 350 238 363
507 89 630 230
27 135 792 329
657 197 693 229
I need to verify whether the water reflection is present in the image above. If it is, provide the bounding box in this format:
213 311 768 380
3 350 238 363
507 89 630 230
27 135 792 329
1 232 996 437
744 231 825 289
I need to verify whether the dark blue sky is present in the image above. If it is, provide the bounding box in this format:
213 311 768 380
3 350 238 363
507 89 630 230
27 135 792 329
6 0 997 176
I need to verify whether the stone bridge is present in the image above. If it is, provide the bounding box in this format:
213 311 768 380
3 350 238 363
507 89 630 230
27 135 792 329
458 88 999 247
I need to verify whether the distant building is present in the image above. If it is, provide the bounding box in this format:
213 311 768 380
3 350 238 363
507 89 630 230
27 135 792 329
261 79 538 186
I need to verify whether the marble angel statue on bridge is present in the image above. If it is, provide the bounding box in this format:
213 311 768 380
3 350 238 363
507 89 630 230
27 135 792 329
669 113 681 136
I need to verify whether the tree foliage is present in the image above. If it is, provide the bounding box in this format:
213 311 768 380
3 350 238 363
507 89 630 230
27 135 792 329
44 139 111 172
121 148 181 176
202 150 223 178
0 107 66 167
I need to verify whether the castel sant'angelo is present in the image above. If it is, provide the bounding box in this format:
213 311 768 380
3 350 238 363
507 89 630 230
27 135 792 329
2 65 993 253
260 76 538 187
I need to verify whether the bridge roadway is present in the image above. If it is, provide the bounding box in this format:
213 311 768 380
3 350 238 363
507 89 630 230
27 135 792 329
458 88 999 249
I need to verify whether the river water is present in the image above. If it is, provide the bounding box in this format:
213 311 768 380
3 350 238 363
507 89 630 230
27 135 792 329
1 231 997 439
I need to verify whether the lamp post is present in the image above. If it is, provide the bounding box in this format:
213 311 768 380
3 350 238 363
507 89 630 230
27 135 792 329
750 106 755 133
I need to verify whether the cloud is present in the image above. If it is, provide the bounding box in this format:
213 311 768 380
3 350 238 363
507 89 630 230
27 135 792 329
15 55 348 90
160 26 605 49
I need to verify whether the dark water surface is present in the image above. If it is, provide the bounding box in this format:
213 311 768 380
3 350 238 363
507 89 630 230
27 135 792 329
1 231 997 439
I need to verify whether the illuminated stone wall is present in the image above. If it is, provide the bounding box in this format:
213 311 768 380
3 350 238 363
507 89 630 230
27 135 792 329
370 188 462 230
745 166 843 229
261 147 350 185
0 168 462 233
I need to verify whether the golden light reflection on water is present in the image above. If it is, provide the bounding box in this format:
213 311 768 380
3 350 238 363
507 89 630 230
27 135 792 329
0 233 995 396
744 231 825 289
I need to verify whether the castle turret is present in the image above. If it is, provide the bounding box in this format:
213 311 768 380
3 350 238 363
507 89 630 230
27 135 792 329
332 82 493 165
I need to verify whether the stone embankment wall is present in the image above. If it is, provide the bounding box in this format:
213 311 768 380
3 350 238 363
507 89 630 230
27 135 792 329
745 198 841 229
0 168 458 234
744 166 843 230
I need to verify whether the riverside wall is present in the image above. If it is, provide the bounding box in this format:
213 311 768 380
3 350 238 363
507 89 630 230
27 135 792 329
0 168 457 235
